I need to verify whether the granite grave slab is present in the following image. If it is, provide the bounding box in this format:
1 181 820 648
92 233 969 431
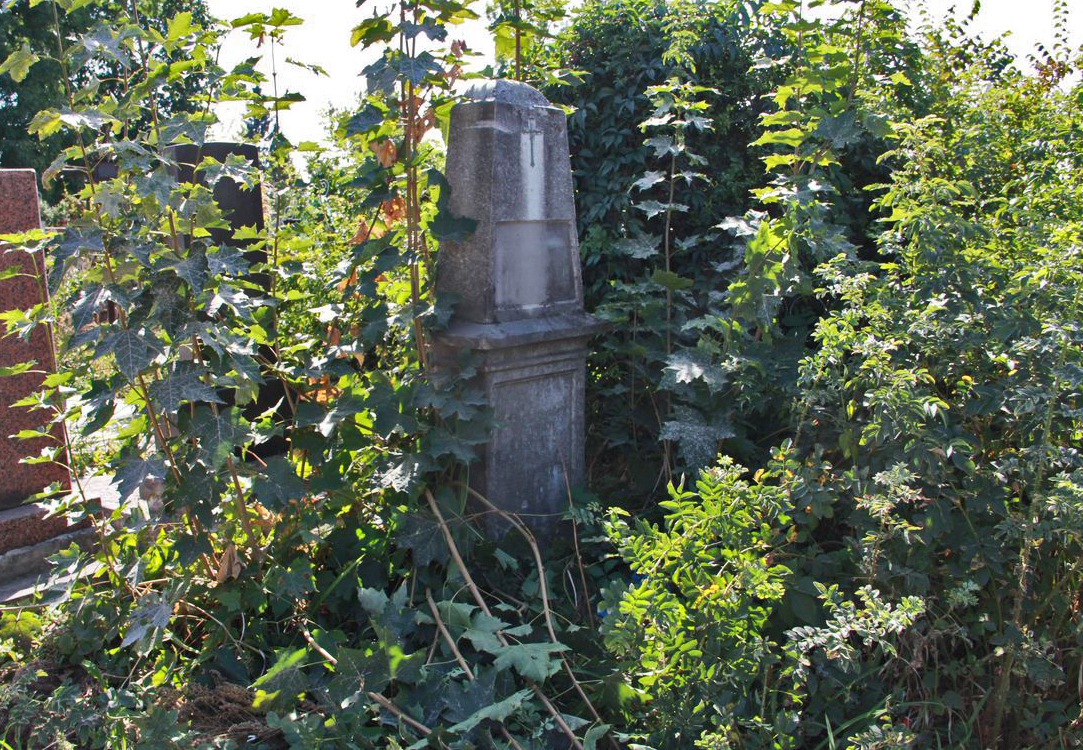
0 170 70 511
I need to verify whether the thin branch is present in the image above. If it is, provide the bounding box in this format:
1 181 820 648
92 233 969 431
298 620 435 739
426 588 475 679
424 489 585 750
454 482 616 749
367 691 434 737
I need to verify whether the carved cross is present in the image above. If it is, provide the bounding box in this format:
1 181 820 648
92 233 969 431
525 116 542 167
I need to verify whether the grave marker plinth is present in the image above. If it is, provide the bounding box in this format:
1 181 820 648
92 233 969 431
434 80 603 534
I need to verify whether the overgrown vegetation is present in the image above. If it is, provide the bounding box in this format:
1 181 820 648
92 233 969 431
0 0 1081 747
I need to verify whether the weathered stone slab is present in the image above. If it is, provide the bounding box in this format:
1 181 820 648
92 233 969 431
0 169 70 510
438 79 584 324
435 81 604 535
0 504 71 555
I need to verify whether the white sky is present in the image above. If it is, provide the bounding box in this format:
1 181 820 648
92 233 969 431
205 0 495 144
203 0 1083 147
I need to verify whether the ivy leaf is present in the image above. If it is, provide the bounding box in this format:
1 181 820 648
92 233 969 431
252 647 308 711
441 667 497 727
190 406 246 469
50 228 103 294
716 215 758 238
492 642 567 681
120 594 172 650
646 135 679 157
207 245 249 276
112 452 166 504
377 454 427 493
446 687 531 737
362 51 397 94
651 269 694 291
345 104 385 137
0 362 35 376
58 108 120 131
585 724 612 750
428 209 477 243
208 283 258 321
635 200 688 219
149 362 221 414
350 16 396 47
0 43 39 82
100 328 159 380
177 465 220 526
169 249 208 295
364 50 440 93
331 647 391 698
664 350 728 394
252 456 305 510
358 586 417 645
125 242 158 268
463 612 508 654
74 22 133 65
165 11 194 42
395 51 441 85
614 233 659 259
424 428 477 464
659 405 734 469
295 393 366 437
70 284 125 332
267 7 303 26
198 154 256 189
401 18 447 41
631 170 666 192
395 513 446 568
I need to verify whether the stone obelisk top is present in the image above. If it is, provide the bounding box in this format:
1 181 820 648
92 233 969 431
438 79 585 325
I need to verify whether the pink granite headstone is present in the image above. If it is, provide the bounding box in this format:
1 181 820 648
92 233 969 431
0 169 70 513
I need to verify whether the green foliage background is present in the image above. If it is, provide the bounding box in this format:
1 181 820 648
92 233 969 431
0 0 1082 748
0 0 212 199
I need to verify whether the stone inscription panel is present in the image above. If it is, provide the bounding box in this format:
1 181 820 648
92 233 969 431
489 369 574 519
493 220 575 314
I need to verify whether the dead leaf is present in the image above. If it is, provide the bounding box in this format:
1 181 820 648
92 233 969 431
215 543 242 584
370 139 396 167
335 267 358 294
381 195 406 223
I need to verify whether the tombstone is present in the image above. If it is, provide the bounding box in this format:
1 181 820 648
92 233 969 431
170 143 290 457
433 80 604 534
0 170 75 576
171 143 267 284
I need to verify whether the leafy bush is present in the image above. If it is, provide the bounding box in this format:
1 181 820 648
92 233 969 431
0 1 615 747
544 0 926 499
597 1 1083 747
2 0 1082 748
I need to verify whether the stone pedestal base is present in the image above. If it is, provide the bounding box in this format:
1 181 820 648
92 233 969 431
433 313 605 535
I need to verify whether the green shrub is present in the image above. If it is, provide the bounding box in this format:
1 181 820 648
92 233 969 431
600 2 1083 746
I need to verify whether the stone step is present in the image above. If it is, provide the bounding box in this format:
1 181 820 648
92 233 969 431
0 475 121 595
0 503 82 556
0 527 96 602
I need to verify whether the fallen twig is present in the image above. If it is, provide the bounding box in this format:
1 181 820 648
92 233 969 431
424 488 585 750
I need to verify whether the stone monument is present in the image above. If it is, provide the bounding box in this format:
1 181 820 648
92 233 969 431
433 79 604 534
171 143 289 457
0 170 75 583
